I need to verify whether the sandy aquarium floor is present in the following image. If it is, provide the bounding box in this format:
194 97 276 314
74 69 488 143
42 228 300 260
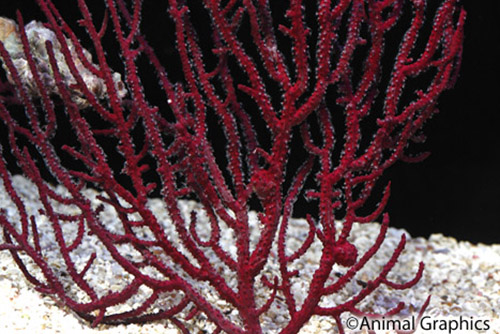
1 175 499 334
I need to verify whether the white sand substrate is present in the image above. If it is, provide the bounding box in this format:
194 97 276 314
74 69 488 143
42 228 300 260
0 175 499 333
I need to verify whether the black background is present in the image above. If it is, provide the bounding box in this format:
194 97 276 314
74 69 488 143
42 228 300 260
384 1 500 244
1 1 498 244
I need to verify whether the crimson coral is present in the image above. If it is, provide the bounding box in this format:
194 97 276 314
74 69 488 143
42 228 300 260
0 0 464 333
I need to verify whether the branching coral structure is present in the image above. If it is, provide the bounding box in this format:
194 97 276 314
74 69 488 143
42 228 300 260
0 0 465 333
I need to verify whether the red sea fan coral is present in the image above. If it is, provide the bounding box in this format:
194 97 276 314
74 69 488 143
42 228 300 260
0 0 465 333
